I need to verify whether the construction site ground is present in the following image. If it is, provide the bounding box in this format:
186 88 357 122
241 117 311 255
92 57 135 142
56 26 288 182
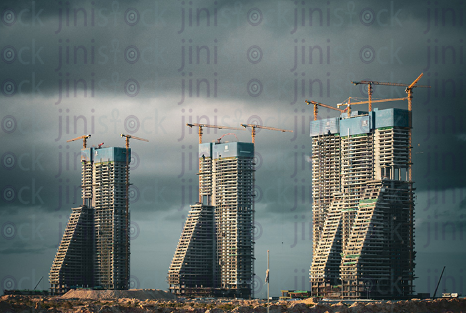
1 294 465 312
60 289 176 300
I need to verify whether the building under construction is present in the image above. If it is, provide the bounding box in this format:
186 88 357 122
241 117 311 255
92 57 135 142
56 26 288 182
168 141 255 298
309 108 414 299
50 146 131 294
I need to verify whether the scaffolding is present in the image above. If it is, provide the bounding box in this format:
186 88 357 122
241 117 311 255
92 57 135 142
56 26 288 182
309 110 415 299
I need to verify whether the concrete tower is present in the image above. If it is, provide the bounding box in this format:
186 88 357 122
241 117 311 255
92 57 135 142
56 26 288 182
50 146 131 294
213 142 255 298
310 108 414 299
169 141 255 298
90 147 130 290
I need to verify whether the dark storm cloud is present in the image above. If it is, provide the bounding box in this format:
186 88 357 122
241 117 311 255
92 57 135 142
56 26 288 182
1 0 267 99
2 0 460 103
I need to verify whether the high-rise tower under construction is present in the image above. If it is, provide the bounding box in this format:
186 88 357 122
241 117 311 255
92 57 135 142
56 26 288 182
50 146 131 294
309 108 414 299
168 141 255 298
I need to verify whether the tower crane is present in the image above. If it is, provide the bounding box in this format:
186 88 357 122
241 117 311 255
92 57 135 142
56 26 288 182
305 100 350 120
67 134 92 205
241 124 293 144
121 134 149 148
66 134 91 149
336 96 409 112
351 73 430 112
120 133 148 289
186 123 245 144
348 73 431 179
186 124 244 204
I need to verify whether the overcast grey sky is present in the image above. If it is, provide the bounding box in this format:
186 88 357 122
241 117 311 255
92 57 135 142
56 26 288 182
0 0 464 298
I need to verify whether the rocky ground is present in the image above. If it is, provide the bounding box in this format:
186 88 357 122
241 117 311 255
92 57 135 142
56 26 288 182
0 294 465 312
61 289 177 301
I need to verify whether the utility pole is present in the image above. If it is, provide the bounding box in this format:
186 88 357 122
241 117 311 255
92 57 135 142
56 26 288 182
266 250 270 313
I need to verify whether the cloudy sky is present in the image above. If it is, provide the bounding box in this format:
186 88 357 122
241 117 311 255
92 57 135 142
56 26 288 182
0 0 464 298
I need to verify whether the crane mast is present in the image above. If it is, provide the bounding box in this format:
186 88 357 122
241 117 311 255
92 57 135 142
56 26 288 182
351 73 430 111
67 134 92 205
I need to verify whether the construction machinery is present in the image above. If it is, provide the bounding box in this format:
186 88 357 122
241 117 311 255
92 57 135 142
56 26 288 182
121 134 149 149
240 124 293 144
351 73 430 112
305 100 350 120
347 73 431 178
67 134 91 148
186 123 245 144
120 134 149 289
336 96 409 112
186 124 244 205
